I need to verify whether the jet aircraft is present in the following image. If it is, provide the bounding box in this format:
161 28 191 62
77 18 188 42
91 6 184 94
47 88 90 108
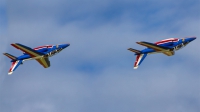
4 43 70 75
128 37 196 69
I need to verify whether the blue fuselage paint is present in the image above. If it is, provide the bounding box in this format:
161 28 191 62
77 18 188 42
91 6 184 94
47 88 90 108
140 37 196 54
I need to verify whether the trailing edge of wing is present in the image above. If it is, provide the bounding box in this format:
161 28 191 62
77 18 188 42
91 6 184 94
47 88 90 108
136 41 171 51
11 43 44 58
36 58 50 68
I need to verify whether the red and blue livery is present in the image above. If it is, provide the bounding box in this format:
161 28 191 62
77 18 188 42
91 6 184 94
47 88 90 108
4 43 70 75
128 37 196 69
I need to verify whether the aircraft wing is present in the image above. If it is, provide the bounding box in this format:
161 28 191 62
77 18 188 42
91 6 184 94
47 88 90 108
11 43 44 57
36 58 50 68
11 43 50 68
136 41 170 51
162 51 175 56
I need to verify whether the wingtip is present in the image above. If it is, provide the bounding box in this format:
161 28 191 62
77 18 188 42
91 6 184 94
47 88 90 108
10 43 15 46
136 42 141 44
11 43 21 49
11 43 19 45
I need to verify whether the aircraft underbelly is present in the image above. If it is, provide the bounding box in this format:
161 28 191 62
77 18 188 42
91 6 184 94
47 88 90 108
18 54 32 60
142 48 156 54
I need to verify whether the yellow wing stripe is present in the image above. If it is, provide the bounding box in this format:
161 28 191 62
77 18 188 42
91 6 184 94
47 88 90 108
163 51 174 56
36 58 50 68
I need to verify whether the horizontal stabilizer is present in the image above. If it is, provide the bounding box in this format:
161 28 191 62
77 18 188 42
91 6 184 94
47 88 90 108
3 53 17 60
128 48 141 54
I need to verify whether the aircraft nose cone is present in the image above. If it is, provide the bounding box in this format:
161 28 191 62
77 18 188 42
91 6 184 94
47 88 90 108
62 43 70 48
185 37 196 42
189 37 196 41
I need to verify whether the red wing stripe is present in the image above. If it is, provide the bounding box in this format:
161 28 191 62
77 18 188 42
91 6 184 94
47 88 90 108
155 38 179 45
34 45 53 50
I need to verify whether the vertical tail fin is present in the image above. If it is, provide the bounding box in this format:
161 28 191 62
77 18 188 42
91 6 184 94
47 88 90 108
134 53 147 69
3 53 17 60
8 60 22 75
128 48 147 69
3 53 22 75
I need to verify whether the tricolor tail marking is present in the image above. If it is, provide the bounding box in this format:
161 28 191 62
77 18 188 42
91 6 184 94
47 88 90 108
134 54 147 69
134 54 143 69
8 60 21 75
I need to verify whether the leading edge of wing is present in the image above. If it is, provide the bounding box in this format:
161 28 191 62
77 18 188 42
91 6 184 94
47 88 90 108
11 43 44 57
136 41 171 51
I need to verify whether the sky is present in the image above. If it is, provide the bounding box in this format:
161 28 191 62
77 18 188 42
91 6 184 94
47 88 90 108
0 0 200 112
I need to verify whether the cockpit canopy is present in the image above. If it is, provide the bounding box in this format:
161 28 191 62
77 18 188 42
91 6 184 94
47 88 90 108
56 45 59 48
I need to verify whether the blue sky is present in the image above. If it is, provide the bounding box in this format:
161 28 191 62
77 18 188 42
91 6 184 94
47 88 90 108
0 0 200 112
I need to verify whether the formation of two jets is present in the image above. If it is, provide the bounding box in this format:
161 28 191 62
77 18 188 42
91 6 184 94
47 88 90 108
4 37 196 75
